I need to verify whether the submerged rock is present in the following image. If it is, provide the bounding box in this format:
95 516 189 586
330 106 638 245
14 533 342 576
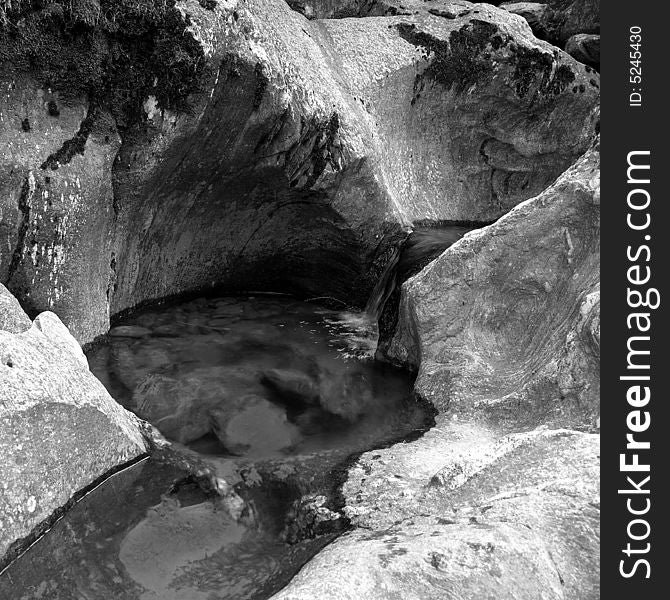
262 368 321 408
109 325 152 338
211 395 302 456
130 367 265 445
0 284 148 564
318 369 374 421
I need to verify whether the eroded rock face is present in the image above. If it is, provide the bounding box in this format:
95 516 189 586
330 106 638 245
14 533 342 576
0 284 148 565
0 81 120 342
1 0 598 344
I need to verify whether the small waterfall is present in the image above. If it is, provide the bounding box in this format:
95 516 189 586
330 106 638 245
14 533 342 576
365 246 401 320
366 225 480 321
397 226 473 277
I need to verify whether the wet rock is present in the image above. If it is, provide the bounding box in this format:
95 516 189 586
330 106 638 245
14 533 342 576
133 341 174 372
130 367 269 445
282 494 344 543
109 341 144 390
152 323 183 337
318 370 373 421
262 368 321 408
565 33 600 70
212 301 246 317
207 318 233 330
0 287 148 563
132 374 209 444
211 395 302 456
119 497 247 597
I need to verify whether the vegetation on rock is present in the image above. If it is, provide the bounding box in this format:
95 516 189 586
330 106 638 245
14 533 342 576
0 0 208 131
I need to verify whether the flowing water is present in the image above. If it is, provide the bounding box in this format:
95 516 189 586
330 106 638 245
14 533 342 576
365 225 477 320
1 295 431 599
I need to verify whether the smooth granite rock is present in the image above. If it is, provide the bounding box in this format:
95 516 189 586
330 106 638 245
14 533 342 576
272 427 599 600
0 286 148 563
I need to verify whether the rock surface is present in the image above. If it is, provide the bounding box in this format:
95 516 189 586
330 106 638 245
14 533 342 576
286 0 509 19
502 0 600 48
1 0 599 344
499 2 548 34
273 428 599 600
565 33 600 70
272 143 600 599
0 284 148 564
542 0 599 45
0 283 32 333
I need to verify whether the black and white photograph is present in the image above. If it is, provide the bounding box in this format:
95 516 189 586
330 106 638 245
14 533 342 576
0 1 660 599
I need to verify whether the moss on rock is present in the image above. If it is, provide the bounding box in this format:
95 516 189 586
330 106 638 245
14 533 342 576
0 1 209 133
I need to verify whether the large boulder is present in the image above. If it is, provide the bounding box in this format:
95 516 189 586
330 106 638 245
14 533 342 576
272 428 599 600
0 284 148 565
384 141 600 429
1 0 598 344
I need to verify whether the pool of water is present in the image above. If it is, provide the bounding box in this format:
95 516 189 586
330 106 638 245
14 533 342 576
87 295 420 460
0 459 335 600
1 295 430 599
